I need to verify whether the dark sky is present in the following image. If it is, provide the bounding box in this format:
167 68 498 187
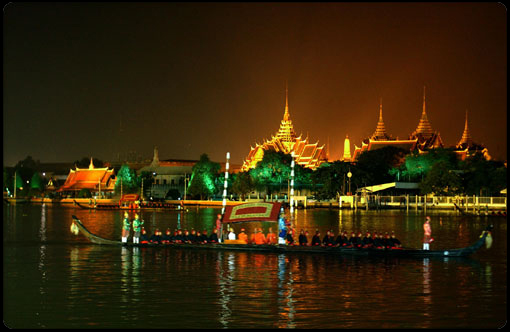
3 2 507 167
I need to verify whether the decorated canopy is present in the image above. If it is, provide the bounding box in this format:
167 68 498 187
223 202 282 223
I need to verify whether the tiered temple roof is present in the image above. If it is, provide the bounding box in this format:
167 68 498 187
241 88 327 171
351 99 418 161
370 99 392 141
453 111 491 160
350 88 490 162
408 86 444 150
58 158 116 192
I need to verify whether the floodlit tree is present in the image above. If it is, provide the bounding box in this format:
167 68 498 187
231 172 255 200
187 154 221 200
115 164 138 194
30 172 44 191
419 160 462 195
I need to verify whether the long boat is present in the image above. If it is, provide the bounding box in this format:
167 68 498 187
70 214 493 258
73 200 179 211
453 203 507 217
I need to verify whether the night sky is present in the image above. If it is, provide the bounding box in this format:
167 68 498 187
3 3 507 167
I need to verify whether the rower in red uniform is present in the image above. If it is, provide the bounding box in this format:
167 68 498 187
209 229 219 243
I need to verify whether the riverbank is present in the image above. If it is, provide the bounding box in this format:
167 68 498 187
23 196 507 213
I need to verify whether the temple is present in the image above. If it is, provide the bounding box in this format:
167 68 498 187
351 88 490 162
241 87 328 171
351 99 417 161
58 158 116 196
453 110 491 160
408 87 444 151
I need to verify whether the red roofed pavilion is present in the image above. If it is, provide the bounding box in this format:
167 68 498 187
58 158 116 195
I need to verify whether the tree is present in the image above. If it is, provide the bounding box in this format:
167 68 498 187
394 148 459 182
232 172 255 200
187 154 221 200
115 164 138 194
249 150 292 195
30 172 44 191
460 153 507 196
356 146 408 186
419 161 462 195
311 161 349 200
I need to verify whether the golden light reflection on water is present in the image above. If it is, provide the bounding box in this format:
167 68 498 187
3 205 506 328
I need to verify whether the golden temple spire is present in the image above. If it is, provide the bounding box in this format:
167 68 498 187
457 110 472 147
284 81 290 121
275 83 297 148
414 86 434 138
89 157 95 169
371 98 390 140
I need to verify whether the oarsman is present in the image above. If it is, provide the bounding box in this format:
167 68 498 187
190 229 198 243
200 230 209 244
390 232 402 248
162 229 172 244
209 229 219 243
298 230 308 246
383 232 393 249
149 229 162 244
362 232 374 248
139 228 149 244
335 231 345 247
348 232 357 247
322 230 332 246
183 230 192 243
266 227 277 245
371 232 380 248
122 212 131 244
311 230 322 246
132 213 144 244
286 228 295 245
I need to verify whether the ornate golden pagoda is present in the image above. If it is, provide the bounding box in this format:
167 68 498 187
454 110 491 160
241 87 328 171
370 99 392 141
409 86 444 150
456 110 472 148
351 99 417 161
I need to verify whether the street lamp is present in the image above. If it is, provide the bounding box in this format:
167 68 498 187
347 170 352 195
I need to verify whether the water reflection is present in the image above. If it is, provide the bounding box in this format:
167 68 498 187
4 205 506 329
217 252 234 328
277 254 295 328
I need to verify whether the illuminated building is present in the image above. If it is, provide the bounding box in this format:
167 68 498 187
453 110 491 160
408 86 444 151
241 87 328 171
351 88 491 162
58 157 116 196
342 135 351 162
351 99 417 161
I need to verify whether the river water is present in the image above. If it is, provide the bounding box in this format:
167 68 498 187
3 204 507 328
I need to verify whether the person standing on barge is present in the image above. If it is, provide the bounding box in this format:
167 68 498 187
132 213 144 244
423 216 433 250
121 212 131 244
